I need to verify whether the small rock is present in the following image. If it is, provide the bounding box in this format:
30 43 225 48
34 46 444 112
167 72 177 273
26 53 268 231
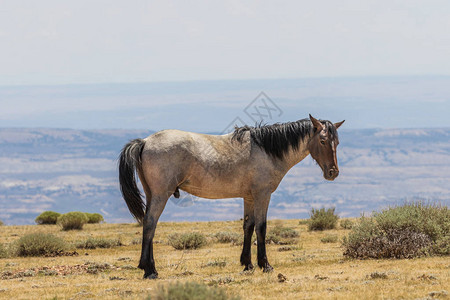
327 286 345 292
428 290 448 298
314 274 329 280
278 273 287 282
418 274 437 281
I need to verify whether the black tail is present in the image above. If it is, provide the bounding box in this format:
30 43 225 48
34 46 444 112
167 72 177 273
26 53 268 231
119 139 146 222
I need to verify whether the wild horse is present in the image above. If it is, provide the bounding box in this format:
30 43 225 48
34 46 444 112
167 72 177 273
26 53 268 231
119 114 344 278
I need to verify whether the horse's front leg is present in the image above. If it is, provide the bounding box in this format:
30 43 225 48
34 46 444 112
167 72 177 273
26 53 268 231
240 198 255 271
138 194 168 279
254 191 273 272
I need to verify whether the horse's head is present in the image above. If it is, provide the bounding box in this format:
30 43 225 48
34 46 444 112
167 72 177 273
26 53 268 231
307 114 345 181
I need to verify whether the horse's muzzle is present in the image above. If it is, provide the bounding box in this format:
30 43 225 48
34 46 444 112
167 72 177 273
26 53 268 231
324 168 339 181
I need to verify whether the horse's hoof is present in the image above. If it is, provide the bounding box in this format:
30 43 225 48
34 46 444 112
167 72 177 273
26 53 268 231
243 263 254 271
263 265 273 273
143 272 158 279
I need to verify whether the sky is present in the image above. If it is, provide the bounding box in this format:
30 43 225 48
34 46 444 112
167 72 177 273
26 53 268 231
1 0 450 86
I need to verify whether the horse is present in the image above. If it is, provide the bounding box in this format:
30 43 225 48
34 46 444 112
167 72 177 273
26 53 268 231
119 114 344 279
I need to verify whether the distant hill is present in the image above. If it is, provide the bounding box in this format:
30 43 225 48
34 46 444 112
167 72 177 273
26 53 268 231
0 127 448 225
1 76 450 131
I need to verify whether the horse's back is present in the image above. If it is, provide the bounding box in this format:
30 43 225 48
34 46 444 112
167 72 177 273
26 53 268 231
140 129 255 198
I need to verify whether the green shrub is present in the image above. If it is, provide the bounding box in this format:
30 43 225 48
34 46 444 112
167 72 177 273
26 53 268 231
343 203 449 259
85 213 104 224
0 243 8 258
430 234 450 256
340 219 354 229
214 232 240 244
57 212 89 230
75 237 122 249
168 232 207 250
265 232 281 244
264 224 299 245
0 219 3 226
373 202 449 242
13 233 67 257
35 211 61 225
298 219 309 225
308 207 339 231
151 281 240 300
321 234 338 243
271 224 299 238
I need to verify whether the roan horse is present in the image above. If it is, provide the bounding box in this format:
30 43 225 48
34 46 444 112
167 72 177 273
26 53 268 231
119 114 344 279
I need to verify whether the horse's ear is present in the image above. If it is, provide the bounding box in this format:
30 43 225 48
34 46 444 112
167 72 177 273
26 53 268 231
309 114 324 132
334 120 345 129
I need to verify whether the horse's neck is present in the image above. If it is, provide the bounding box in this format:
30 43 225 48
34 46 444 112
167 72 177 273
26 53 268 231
282 138 311 171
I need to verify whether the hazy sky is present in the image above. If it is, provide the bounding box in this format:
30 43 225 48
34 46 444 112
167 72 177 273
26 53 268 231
1 0 450 86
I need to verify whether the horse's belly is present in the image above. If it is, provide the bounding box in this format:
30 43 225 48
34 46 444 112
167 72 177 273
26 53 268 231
179 178 244 199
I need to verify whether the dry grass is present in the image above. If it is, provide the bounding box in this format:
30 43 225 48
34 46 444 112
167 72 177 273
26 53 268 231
0 219 448 299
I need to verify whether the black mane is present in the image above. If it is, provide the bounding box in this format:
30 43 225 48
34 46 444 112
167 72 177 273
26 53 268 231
232 118 338 159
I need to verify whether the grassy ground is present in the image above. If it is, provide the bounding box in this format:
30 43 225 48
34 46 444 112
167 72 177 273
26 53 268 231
0 219 448 299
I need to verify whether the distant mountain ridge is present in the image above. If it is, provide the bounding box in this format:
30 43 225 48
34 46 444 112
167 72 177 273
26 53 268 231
0 127 449 225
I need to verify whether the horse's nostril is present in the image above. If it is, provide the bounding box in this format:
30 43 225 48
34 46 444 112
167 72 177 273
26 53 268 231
328 169 339 178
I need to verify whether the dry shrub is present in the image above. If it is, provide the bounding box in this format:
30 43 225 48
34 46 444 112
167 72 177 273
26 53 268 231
75 237 122 249
168 232 207 250
321 234 338 243
35 211 61 225
0 219 3 226
13 233 67 257
214 232 240 244
57 212 88 230
344 227 431 259
308 207 339 231
343 203 449 259
151 281 239 300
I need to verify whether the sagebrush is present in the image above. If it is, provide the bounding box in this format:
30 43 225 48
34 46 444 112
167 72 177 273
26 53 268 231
75 237 121 249
35 211 61 225
85 213 104 224
0 243 8 258
57 212 89 230
13 233 67 257
150 281 239 300
168 232 207 250
321 234 338 243
265 224 299 245
340 219 354 229
214 231 240 244
308 207 339 231
343 203 450 259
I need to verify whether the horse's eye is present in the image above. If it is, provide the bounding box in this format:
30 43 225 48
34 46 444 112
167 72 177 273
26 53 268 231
320 140 325 145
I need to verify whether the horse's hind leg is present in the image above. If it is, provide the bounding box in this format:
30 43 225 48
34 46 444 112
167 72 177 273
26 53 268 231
240 198 255 271
138 191 169 279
